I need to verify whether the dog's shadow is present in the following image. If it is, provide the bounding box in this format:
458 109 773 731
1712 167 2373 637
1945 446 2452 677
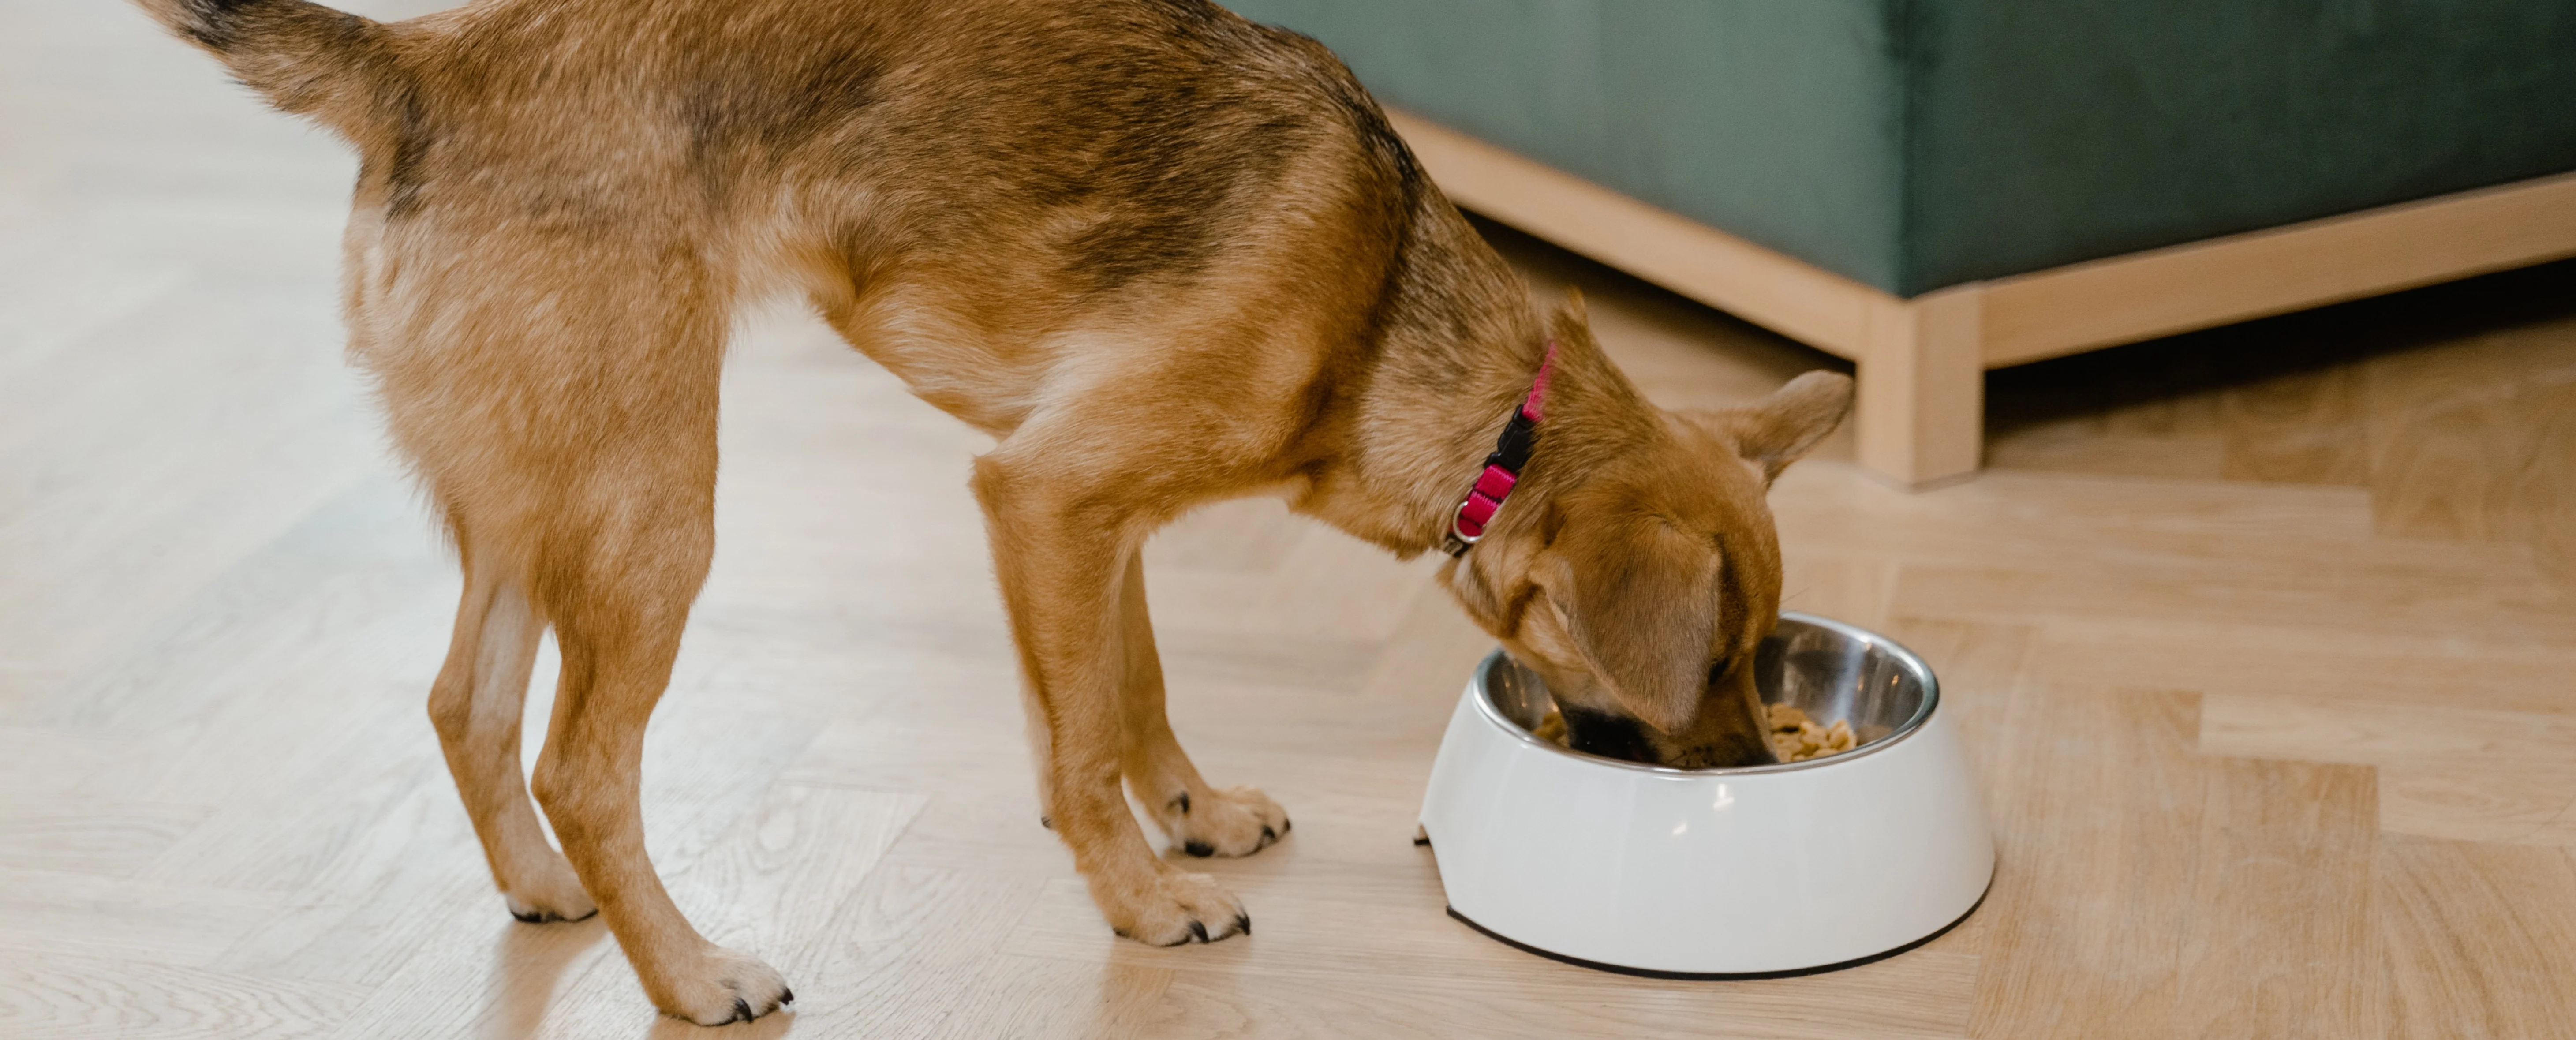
470 917 609 1038
467 919 799 1039
643 1008 796 1040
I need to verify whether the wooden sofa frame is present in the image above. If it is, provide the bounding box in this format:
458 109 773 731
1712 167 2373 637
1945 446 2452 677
1390 110 2576 486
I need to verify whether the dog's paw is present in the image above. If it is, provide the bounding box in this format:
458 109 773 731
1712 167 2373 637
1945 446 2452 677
501 862 598 924
643 944 794 1026
1098 869 1249 946
1163 784 1290 858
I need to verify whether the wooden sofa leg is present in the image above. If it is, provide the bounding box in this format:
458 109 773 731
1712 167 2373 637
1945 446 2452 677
1857 285 1985 488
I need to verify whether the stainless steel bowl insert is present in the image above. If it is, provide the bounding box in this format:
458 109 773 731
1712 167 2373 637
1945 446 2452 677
1473 612 1939 774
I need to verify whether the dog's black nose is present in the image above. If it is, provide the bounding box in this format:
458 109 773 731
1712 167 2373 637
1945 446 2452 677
1560 707 1656 764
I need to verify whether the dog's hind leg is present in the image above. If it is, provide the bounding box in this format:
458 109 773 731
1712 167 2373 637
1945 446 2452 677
516 419 793 1025
372 230 784 1022
426 557 594 924
1112 553 1290 860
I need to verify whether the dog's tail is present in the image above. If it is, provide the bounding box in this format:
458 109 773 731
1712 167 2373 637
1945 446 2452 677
138 0 407 145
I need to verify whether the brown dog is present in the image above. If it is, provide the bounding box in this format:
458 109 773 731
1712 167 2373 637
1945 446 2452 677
144 0 1852 1025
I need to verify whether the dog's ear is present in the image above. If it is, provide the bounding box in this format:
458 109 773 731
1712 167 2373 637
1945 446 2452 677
1533 510 1720 736
1686 371 1854 483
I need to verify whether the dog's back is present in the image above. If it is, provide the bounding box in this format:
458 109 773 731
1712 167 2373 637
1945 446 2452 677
149 0 1447 434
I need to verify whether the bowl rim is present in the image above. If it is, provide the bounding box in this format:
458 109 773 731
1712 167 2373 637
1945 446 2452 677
1468 611 1942 776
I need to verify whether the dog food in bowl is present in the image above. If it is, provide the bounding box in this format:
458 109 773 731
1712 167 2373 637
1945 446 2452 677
1766 703 1858 762
1531 708 1568 746
1525 704 1859 763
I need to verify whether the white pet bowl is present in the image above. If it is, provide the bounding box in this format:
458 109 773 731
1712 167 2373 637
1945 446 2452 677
1417 613 1993 976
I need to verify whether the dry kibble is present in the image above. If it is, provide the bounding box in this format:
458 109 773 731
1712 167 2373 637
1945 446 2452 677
1533 704 1858 763
1767 704 1859 763
1532 709 1568 747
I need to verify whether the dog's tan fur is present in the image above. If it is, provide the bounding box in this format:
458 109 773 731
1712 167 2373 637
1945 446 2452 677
143 0 1851 1024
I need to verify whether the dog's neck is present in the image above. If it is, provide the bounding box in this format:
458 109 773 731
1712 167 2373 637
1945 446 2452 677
1284 205 1656 559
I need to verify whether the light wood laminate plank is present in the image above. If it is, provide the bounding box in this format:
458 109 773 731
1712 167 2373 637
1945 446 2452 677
1968 689 2203 1039
2378 835 2576 1040
2176 759 2382 1040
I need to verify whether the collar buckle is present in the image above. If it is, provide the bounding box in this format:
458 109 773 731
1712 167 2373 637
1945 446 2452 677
1445 341 1558 558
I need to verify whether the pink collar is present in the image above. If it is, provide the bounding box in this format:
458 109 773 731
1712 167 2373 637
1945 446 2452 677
1444 341 1559 556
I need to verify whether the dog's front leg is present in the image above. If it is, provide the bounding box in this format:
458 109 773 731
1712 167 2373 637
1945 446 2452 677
972 457 1249 946
1112 553 1290 860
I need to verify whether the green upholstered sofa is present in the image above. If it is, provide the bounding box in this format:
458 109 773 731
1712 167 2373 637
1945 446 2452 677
1222 0 2576 484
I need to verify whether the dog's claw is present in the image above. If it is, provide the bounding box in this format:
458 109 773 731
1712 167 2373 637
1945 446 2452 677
1235 914 1252 936
1106 871 1244 946
1039 814 1053 830
1160 786 1288 858
728 998 753 1024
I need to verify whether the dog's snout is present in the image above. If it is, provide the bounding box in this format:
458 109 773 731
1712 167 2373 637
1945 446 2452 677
1561 681 1775 769
1560 707 1656 764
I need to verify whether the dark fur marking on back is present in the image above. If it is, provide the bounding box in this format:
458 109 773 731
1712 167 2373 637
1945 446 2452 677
383 88 430 218
1030 9 1312 290
1051 109 1297 291
682 47 887 205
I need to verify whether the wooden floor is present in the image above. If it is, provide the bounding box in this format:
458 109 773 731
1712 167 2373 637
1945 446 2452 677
9 3 2576 1037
